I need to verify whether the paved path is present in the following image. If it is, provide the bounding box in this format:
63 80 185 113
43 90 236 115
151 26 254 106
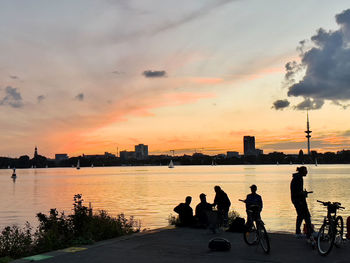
14 227 350 263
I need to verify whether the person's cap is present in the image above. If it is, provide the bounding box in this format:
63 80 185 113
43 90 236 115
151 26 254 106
250 184 257 190
199 193 206 198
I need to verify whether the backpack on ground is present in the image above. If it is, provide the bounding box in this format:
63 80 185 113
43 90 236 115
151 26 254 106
208 238 231 251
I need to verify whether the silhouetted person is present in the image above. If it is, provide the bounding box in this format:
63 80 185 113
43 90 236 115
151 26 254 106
173 196 193 226
290 166 314 238
195 193 212 227
213 185 231 227
244 184 263 228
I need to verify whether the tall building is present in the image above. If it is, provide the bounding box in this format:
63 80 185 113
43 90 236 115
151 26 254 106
135 144 148 160
34 146 38 158
244 136 256 156
305 111 312 155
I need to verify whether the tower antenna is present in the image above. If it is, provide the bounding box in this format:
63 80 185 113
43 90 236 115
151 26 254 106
305 110 312 155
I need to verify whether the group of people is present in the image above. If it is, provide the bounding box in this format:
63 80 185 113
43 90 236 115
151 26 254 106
173 184 263 229
173 166 315 240
173 185 231 228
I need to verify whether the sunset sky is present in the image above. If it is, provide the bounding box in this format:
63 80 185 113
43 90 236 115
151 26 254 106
1 0 350 158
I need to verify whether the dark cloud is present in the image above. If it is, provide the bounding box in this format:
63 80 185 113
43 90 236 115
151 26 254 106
142 70 167 78
277 9 350 110
294 98 324 110
0 86 23 108
37 95 45 103
74 93 84 101
272 99 290 110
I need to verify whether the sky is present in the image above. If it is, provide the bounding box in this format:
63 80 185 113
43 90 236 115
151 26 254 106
1 0 350 158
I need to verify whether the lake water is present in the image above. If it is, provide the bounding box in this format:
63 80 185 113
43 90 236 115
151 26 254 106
1 165 350 233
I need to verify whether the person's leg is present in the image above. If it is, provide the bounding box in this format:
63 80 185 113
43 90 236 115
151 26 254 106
302 203 313 238
294 202 303 235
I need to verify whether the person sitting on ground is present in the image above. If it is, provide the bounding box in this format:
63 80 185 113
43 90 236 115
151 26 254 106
173 196 194 226
213 185 231 227
195 193 213 227
244 184 263 229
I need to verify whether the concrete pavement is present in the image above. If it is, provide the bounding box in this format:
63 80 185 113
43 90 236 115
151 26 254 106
14 227 350 263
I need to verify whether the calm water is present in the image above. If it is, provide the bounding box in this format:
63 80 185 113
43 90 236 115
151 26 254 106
1 165 350 233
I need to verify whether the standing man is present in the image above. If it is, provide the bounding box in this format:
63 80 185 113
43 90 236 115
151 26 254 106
213 185 231 227
290 166 314 238
173 196 193 226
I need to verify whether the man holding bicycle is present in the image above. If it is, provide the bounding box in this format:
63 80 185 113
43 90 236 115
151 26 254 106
290 166 314 239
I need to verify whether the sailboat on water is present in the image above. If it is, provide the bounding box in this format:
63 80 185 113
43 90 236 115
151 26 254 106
11 168 16 178
76 160 80 170
168 160 174 168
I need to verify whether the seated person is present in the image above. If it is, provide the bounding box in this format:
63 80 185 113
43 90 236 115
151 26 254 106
173 196 194 226
195 193 213 227
244 184 263 228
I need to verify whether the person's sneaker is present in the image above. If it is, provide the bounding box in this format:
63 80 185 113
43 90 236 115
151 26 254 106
295 233 305 239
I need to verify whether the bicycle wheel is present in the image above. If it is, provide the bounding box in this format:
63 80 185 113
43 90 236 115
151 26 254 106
258 223 270 254
244 223 258 245
317 221 335 256
334 216 344 248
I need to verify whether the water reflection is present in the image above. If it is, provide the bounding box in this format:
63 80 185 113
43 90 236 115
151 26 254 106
0 165 349 233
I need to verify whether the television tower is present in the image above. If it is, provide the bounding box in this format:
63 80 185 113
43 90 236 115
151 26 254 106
305 111 312 155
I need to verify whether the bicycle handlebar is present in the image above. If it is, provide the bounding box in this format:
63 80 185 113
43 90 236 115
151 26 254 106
317 200 345 209
238 199 245 203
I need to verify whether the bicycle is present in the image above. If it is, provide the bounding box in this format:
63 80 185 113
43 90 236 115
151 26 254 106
316 200 345 256
239 199 270 254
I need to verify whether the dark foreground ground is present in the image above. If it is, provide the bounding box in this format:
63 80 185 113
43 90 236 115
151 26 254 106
14 227 350 263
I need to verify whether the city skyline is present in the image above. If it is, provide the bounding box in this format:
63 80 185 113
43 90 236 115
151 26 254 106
1 1 350 157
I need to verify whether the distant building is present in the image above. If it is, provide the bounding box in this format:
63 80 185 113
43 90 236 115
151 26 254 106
227 151 239 158
120 150 136 160
55 154 69 161
34 146 38 158
244 136 256 156
104 152 116 158
135 144 148 160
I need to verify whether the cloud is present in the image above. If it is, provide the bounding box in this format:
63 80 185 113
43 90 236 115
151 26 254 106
37 95 45 103
272 99 290 110
74 93 84 101
294 98 324 110
9 75 19 80
0 86 23 108
142 70 167 78
278 9 350 110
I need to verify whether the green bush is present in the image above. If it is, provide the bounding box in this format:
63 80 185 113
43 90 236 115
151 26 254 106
0 194 140 259
0 223 33 258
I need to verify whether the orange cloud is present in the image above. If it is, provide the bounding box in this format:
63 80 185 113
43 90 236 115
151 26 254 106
190 77 224 84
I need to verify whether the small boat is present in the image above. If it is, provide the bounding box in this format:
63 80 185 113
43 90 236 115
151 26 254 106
8 165 10 169
315 158 318 166
76 160 80 170
91 164 94 168
11 168 16 178
168 160 174 168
